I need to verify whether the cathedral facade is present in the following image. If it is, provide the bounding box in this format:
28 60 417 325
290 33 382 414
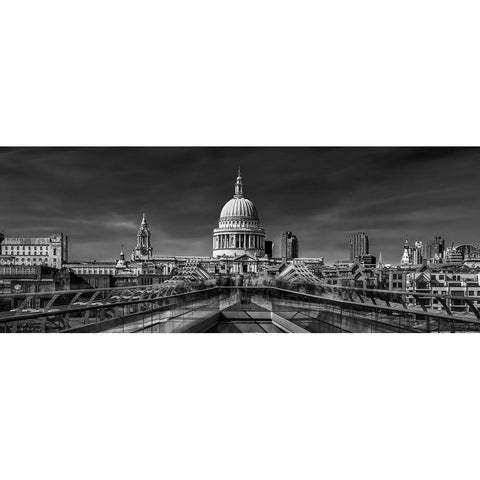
65 168 324 286
121 169 274 276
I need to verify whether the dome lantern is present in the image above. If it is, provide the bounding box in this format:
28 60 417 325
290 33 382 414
234 166 244 198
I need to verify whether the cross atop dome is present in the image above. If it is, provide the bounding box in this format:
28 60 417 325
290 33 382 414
234 167 244 198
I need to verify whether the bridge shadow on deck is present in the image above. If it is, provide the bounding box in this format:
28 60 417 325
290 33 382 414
206 301 284 333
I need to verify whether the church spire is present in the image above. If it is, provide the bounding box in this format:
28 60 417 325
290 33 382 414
377 251 384 269
234 167 244 198
141 212 147 227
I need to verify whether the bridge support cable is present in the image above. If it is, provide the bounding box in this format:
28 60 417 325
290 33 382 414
14 295 34 315
465 300 480 320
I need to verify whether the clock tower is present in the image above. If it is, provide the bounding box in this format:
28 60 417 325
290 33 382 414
132 213 153 261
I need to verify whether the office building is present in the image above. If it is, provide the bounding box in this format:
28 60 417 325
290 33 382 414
281 232 299 263
349 232 369 261
425 236 445 264
360 254 377 268
265 241 274 258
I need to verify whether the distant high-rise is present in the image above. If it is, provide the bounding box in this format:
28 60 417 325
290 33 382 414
281 232 299 262
265 240 274 258
425 236 445 264
413 241 424 265
349 232 369 261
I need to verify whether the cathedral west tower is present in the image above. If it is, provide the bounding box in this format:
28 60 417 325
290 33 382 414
132 213 153 261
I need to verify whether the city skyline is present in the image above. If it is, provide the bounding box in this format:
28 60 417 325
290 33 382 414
1 147 479 264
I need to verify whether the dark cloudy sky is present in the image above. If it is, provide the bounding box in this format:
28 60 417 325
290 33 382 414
0 147 479 264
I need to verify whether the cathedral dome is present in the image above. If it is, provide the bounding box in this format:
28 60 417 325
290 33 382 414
220 197 259 221
218 167 260 223
212 168 266 259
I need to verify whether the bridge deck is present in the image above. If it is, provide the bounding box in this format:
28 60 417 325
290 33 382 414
1 285 479 333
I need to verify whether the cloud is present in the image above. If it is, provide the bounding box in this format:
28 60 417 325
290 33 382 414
0 147 479 264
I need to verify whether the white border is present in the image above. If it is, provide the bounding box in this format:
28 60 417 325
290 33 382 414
2 1 480 479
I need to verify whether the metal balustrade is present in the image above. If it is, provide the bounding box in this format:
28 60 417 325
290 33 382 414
0 282 479 333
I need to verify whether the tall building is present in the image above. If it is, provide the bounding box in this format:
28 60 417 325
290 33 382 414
281 232 299 263
425 236 445 264
413 241 424 266
349 232 369 261
0 234 68 268
212 168 266 258
132 213 153 261
265 240 274 258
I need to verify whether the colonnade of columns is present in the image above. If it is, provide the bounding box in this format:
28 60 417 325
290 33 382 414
214 233 264 250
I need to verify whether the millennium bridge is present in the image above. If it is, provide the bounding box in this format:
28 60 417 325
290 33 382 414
1 273 480 333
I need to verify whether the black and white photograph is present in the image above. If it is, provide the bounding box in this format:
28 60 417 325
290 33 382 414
2 2 480 480
1 147 480 333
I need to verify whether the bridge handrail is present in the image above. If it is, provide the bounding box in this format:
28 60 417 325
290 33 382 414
306 280 480 301
256 286 480 324
0 285 478 327
230 284 480 303
0 282 211 300
0 279 477 303
0 287 221 324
